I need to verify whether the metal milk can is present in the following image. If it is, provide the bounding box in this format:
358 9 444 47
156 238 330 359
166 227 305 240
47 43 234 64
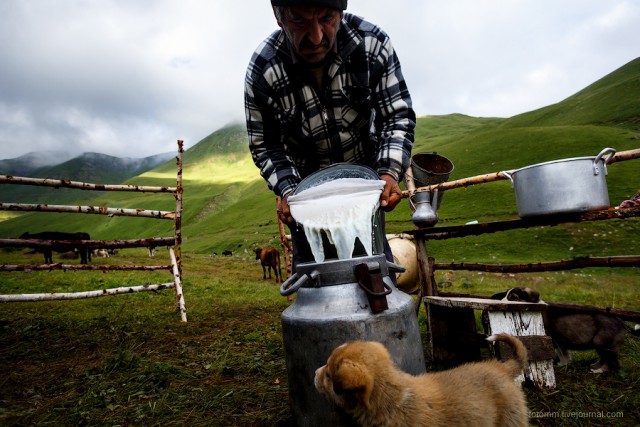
279 254 426 427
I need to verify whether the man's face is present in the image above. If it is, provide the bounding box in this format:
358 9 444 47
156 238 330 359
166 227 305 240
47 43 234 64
276 6 342 64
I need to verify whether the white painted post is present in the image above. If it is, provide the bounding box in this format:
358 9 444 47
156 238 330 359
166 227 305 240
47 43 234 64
487 310 556 388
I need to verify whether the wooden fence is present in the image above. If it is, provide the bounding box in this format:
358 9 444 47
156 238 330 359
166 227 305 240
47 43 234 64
0 141 186 322
399 148 640 386
400 148 640 320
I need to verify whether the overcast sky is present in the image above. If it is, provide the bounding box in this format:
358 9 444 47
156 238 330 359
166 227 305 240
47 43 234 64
1 0 638 160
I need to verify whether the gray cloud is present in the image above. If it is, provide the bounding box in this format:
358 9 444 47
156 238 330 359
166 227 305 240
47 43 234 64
1 0 638 160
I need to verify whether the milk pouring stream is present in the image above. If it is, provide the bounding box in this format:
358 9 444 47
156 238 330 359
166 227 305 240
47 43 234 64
288 177 384 262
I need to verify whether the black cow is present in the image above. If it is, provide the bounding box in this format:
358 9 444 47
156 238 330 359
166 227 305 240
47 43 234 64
20 231 91 264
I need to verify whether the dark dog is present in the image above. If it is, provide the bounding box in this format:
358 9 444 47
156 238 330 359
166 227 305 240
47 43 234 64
491 287 639 373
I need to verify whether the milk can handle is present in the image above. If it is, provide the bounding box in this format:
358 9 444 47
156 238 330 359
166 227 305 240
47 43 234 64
279 271 319 296
357 280 392 297
280 273 306 296
387 261 406 273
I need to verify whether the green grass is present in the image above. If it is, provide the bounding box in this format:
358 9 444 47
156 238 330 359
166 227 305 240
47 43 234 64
0 252 638 426
0 252 292 426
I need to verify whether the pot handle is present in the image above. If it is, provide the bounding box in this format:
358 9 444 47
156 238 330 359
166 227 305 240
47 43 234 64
501 171 514 187
593 147 616 176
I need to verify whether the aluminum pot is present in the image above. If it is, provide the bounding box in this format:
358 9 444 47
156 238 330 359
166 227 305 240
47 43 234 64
503 147 616 217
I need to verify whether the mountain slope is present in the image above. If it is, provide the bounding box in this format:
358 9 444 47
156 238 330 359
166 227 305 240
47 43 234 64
0 59 638 263
0 150 75 176
500 57 640 128
0 151 175 204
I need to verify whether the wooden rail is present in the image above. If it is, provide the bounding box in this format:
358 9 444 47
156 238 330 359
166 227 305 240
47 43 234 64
407 206 640 240
0 237 175 250
0 175 177 192
402 148 640 195
434 255 640 273
0 203 175 219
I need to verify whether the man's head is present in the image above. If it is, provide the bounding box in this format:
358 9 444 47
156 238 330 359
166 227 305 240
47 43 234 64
271 0 347 64
271 0 347 10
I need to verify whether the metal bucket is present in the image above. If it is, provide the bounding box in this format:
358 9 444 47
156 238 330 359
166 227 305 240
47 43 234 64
411 152 454 187
280 254 425 427
410 153 454 211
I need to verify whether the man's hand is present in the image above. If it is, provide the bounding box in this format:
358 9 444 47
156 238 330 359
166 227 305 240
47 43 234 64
277 193 295 225
379 173 404 211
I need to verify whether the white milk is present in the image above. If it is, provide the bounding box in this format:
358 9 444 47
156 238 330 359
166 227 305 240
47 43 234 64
288 178 385 263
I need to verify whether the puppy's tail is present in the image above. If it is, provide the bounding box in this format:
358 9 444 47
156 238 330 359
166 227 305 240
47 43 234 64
487 333 528 377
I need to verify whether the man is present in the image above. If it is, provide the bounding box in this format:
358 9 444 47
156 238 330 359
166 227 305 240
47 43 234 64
245 0 415 267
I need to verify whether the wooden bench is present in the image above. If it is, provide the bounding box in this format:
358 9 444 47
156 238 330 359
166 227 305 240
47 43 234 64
425 296 556 388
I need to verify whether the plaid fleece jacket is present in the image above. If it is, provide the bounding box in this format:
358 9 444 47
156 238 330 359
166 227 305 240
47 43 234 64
245 13 415 198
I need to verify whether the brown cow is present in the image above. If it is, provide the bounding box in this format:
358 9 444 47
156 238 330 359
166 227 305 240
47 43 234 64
254 247 282 282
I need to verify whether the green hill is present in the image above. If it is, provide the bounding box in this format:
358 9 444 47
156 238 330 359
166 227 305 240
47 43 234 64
0 58 639 266
503 57 640 128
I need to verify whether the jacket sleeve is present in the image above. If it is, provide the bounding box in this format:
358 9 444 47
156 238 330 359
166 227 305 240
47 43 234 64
244 53 301 198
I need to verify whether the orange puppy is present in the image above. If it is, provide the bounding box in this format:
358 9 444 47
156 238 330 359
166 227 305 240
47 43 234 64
315 334 529 427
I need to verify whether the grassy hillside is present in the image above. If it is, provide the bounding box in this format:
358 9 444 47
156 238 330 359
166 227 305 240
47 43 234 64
0 60 639 266
503 57 640 128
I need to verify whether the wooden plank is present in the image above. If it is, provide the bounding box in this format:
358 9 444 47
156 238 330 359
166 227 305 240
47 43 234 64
0 174 177 193
427 303 481 365
169 247 187 322
404 205 640 239
437 292 640 323
0 237 175 250
495 335 555 361
0 283 175 302
434 255 640 272
415 236 435 296
0 203 176 219
487 311 556 388
425 296 546 312
0 264 171 272
173 140 184 277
